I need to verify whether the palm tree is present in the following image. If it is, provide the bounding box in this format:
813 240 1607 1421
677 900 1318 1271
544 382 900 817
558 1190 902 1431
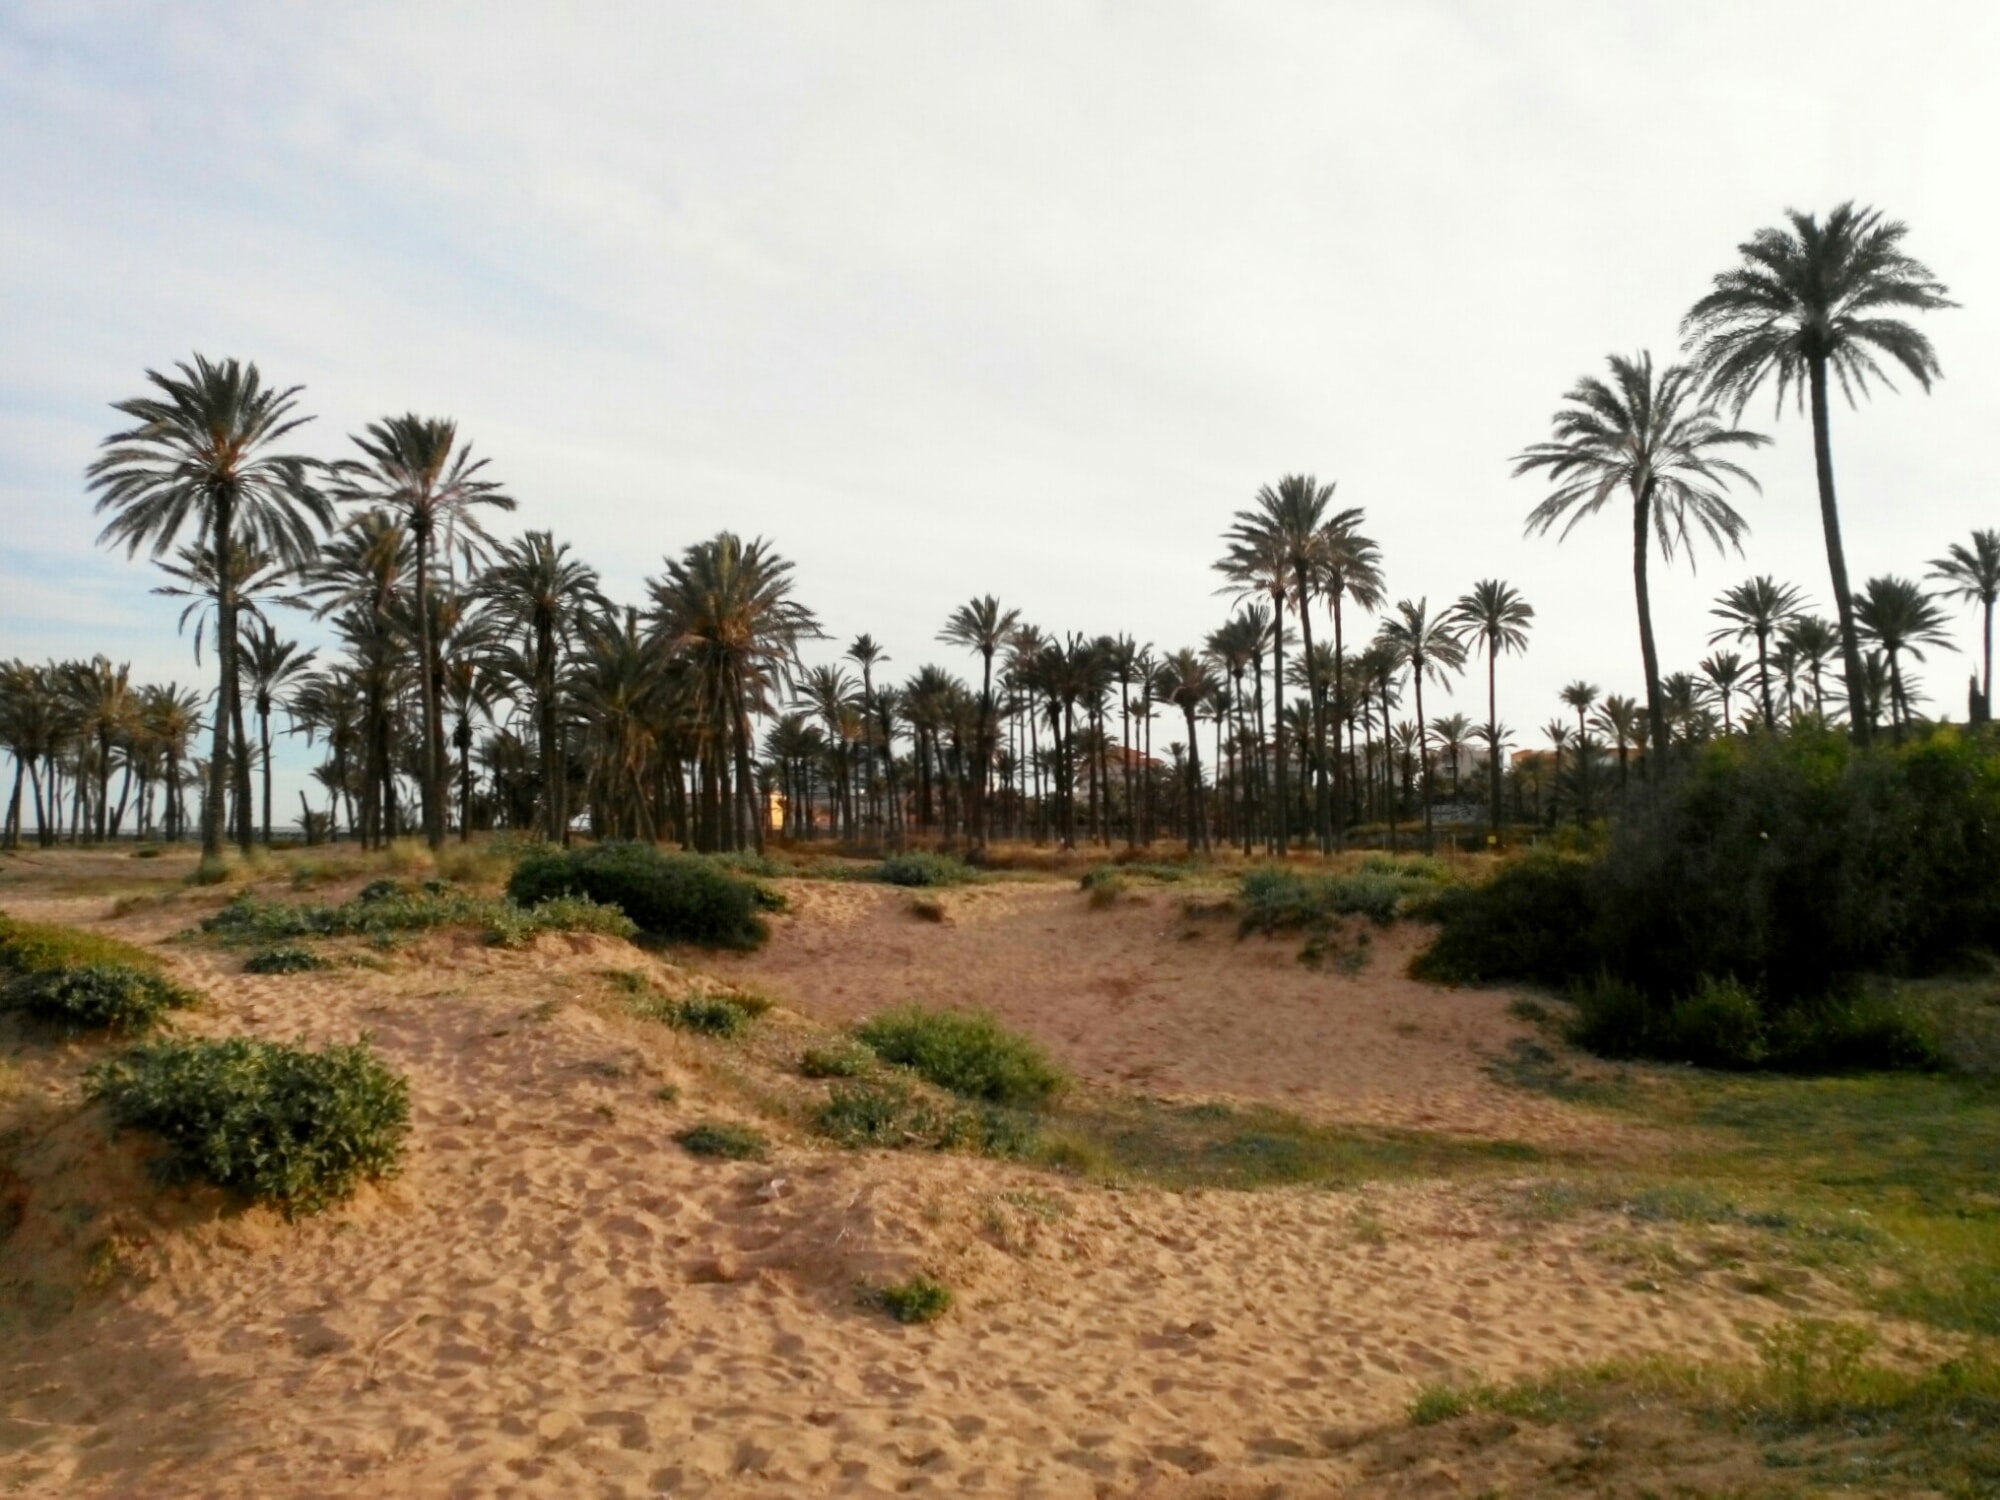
1541 720 1571 825
1431 712 1471 802
336 414 515 848
484 532 606 843
1376 599 1465 851
1591 694 1640 792
1698 651 1749 733
1780 615 1840 720
1314 510 1385 848
1220 475 1336 852
1559 681 1599 821
1684 204 1956 743
1854 575 1955 742
1153 648 1214 851
1516 352 1765 773
241 621 316 844
649 533 819 853
88 355 330 861
1929 530 2000 721
1709 576 1807 729
1446 580 1533 844
939 596 1020 849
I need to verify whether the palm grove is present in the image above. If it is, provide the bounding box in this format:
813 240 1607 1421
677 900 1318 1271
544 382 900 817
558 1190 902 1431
1 203 1990 864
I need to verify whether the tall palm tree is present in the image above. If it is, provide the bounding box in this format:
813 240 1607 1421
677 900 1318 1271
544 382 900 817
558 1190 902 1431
335 414 515 848
1929 529 2000 721
1591 694 1640 792
1314 510 1385 849
88 355 330 860
240 620 316 845
1709 575 1807 729
1430 712 1471 802
1854 575 1955 742
1541 720 1571 825
1220 475 1336 853
649 533 819 853
485 531 606 843
1376 599 1465 852
845 634 891 837
1698 651 1749 733
1559 681 1599 822
1684 204 1955 744
1516 351 1766 772
1780 615 1840 720
939 595 1020 849
1446 580 1534 844
1153 648 1214 852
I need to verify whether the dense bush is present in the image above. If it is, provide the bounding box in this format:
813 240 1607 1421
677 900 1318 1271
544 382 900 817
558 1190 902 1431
2 964 196 1033
88 1037 410 1216
0 912 162 974
508 842 770 948
873 853 974 888
813 1077 1034 1154
243 945 332 975
856 1007 1064 1106
1238 864 1437 934
800 1040 874 1078
1417 730 1995 1071
202 883 634 948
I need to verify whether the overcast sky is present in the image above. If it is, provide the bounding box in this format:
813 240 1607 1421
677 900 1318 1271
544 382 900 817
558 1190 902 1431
4 3 1996 814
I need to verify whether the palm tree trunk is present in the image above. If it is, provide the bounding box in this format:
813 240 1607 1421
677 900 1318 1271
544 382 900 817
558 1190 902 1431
204 500 235 862
1270 597 1289 856
1807 356 1870 744
1632 481 1669 777
1755 628 1776 729
1486 642 1501 845
1294 569 1327 854
259 705 273 845
1330 594 1347 852
1984 596 1994 719
1414 671 1434 853
414 527 445 850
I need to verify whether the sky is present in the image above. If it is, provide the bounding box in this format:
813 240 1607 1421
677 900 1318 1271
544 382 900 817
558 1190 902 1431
3 2 1997 820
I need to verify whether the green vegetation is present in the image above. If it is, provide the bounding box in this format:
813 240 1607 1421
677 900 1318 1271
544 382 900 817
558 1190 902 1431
651 994 764 1037
855 1006 1064 1107
2 964 196 1033
87 1036 410 1216
507 842 772 947
813 1077 1032 1154
0 911 162 974
199 880 635 949
1418 731 1995 1070
799 1039 874 1078
871 1272 953 1324
242 944 332 974
873 852 973 888
674 1120 768 1160
1238 858 1449 936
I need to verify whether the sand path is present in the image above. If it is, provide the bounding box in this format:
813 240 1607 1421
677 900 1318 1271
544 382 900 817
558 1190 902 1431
0 882 1818 1496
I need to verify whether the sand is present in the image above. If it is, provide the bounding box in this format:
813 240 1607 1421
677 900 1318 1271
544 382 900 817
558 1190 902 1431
0 862 1873 1496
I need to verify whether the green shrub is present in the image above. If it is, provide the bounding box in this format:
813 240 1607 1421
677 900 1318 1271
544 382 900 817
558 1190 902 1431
507 842 770 948
1408 1385 1472 1426
88 1037 410 1216
872 1272 953 1324
1081 870 1128 908
1570 975 1942 1073
0 912 162 974
243 945 332 975
199 885 633 948
874 853 973 888
800 1040 874 1078
856 1007 1064 1106
675 1120 768 1160
1411 855 1596 985
1238 867 1427 936
2 964 196 1033
661 996 758 1037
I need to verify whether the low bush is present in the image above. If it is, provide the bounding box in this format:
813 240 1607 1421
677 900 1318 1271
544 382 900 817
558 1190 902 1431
0 912 162 974
800 1040 874 1078
812 1077 1035 1155
88 1036 410 1216
856 1007 1064 1107
199 884 634 949
1409 854 1601 987
508 842 771 947
872 1272 953 1324
873 853 973 888
1080 869 1128 908
1238 867 1423 935
675 1120 768 1160
1570 976 1942 1073
243 945 332 975
908 895 948 923
659 995 759 1037
2 964 196 1033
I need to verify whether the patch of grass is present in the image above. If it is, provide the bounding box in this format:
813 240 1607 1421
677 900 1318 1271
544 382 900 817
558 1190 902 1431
675 1120 768 1160
799 1040 874 1079
0 912 163 974
198 884 635 949
242 945 332 975
874 852 974 888
87 1036 410 1217
2 964 197 1034
643 995 763 1037
856 1007 1065 1107
871 1272 953 1324
1408 1384 1471 1425
1239 864 1442 934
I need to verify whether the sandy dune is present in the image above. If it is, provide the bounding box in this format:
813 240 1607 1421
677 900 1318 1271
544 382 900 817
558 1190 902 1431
0 870 1846 1496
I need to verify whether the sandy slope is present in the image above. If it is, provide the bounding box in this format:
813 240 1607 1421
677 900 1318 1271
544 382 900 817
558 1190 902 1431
0 871 1842 1497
